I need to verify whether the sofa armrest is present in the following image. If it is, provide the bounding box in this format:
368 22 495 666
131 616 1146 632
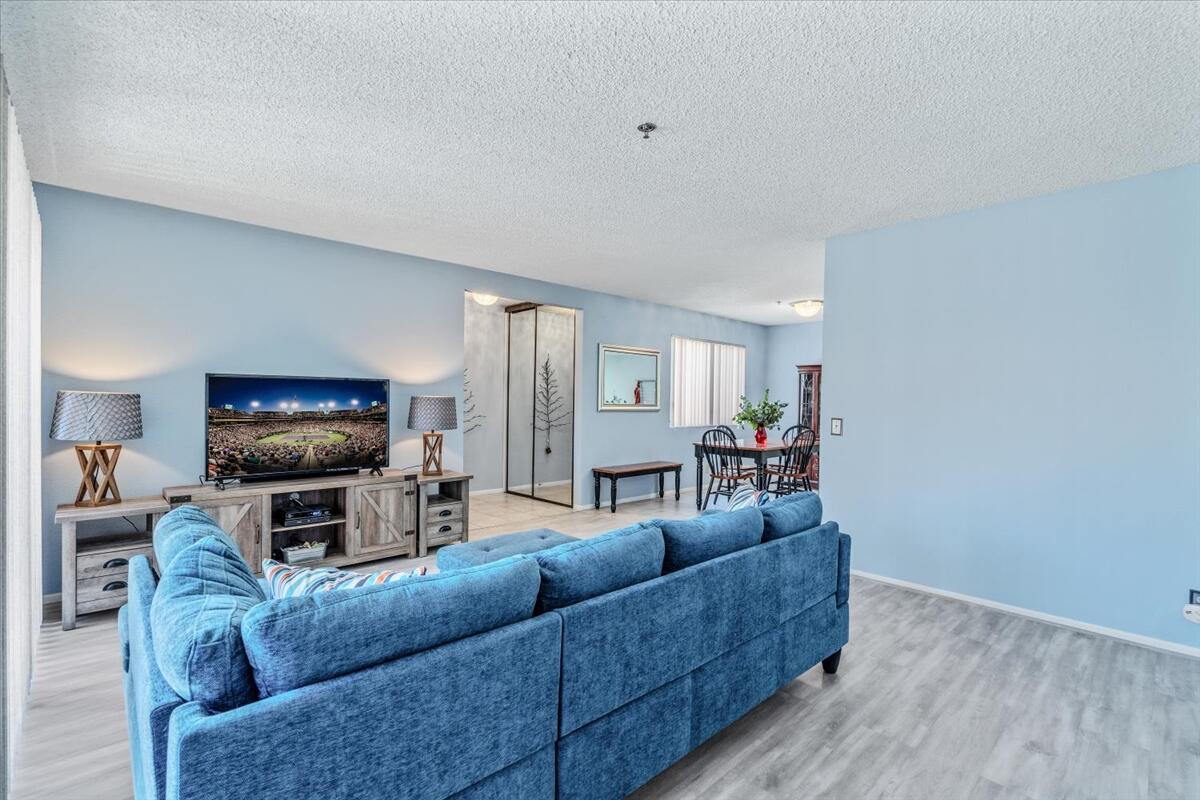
837 532 851 607
166 614 561 800
124 555 184 800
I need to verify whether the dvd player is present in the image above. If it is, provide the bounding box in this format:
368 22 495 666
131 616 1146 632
278 503 333 527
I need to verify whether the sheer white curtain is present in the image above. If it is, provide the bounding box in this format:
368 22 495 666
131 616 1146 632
3 72 43 786
710 341 745 424
671 337 745 428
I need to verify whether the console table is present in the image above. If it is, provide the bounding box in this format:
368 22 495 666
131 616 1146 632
56 469 475 629
592 462 681 513
163 469 422 575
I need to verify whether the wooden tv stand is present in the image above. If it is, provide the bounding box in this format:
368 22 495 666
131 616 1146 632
161 469 471 574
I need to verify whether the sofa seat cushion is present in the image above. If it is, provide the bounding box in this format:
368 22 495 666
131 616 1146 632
153 505 244 572
437 528 577 571
150 536 267 712
659 507 764 572
533 523 664 612
760 491 823 541
240 555 541 696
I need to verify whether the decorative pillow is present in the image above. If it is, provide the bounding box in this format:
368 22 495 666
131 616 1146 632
726 484 772 510
153 504 243 572
659 507 765 572
761 491 823 542
150 536 266 711
532 522 664 611
263 560 428 598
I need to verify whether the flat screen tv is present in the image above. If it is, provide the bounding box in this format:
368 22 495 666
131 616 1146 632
206 374 389 481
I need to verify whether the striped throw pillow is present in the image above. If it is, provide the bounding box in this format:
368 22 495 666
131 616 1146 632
263 560 428 598
726 484 771 511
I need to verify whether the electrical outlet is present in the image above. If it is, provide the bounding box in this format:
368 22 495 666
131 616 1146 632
1190 589 1200 606
830 418 843 436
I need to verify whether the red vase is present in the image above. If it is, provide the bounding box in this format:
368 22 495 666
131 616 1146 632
755 425 768 446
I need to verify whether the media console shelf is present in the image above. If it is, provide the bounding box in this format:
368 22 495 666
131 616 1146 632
163 469 423 574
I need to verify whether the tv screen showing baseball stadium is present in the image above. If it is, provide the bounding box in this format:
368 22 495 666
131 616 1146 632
206 374 389 479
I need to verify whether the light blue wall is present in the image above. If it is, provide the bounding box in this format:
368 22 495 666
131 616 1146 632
763 322 823 431
821 164 1200 648
36 185 768 593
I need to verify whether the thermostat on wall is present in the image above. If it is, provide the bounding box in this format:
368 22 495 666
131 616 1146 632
830 418 843 436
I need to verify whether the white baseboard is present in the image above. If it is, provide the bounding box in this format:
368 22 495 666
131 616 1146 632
574 486 696 511
506 480 571 493
469 487 506 496
852 569 1200 660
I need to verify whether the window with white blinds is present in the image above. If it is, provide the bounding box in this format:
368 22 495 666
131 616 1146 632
670 336 746 428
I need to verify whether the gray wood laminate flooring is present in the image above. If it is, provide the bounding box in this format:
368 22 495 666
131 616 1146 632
13 493 1199 799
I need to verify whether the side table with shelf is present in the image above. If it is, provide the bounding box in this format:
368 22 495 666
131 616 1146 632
55 496 170 631
416 471 471 556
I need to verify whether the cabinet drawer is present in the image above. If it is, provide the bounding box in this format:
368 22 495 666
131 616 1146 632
77 545 153 580
78 594 128 615
426 502 463 522
77 574 131 607
426 519 464 544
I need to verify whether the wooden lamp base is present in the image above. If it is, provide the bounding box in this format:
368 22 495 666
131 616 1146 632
74 442 123 507
421 431 444 476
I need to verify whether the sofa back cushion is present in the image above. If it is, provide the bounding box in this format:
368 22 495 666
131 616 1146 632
150 537 267 712
760 491 823 541
532 522 664 611
240 555 541 696
659 507 764 572
153 505 243 572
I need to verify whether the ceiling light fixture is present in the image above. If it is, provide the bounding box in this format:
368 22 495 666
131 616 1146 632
469 292 499 306
637 122 657 139
790 299 824 318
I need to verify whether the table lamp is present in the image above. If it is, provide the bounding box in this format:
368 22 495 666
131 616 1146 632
50 390 143 506
408 395 457 476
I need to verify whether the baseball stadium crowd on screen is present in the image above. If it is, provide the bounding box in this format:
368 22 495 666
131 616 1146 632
206 406 388 477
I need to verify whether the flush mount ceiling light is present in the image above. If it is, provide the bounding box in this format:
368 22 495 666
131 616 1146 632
790 299 824 318
637 122 657 139
469 292 499 306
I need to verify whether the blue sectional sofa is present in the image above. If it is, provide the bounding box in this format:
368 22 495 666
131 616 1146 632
121 492 849 800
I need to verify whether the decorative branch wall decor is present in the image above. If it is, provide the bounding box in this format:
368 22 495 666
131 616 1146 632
463 368 485 434
534 355 571 454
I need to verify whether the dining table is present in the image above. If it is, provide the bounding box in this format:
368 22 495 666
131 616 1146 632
691 439 789 509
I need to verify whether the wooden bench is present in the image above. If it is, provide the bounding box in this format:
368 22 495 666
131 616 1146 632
592 461 682 513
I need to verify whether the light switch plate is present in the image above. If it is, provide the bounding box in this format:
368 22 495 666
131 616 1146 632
830 417 843 436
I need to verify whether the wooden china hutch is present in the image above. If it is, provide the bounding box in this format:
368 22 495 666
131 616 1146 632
797 364 821 489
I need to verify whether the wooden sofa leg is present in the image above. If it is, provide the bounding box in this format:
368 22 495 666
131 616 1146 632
822 649 842 674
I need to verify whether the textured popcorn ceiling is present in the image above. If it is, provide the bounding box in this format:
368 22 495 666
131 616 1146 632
1 1 1197 325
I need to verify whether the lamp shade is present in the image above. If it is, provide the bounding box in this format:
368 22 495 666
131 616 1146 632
49 391 143 441
407 395 457 431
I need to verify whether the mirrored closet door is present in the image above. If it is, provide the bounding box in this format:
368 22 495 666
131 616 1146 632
505 303 576 506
